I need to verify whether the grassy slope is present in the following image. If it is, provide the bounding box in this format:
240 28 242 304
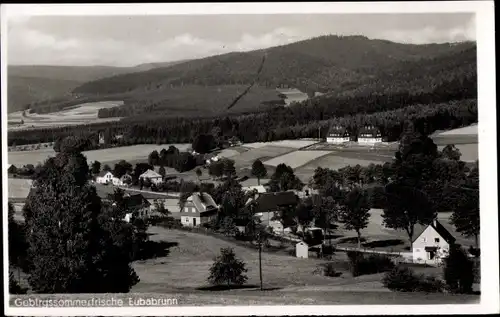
128 227 478 304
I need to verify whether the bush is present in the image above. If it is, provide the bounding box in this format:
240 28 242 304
382 266 419 292
347 251 395 277
383 266 444 293
468 246 480 257
322 262 342 277
443 246 475 294
415 275 445 293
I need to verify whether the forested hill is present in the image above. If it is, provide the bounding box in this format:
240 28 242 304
73 35 476 95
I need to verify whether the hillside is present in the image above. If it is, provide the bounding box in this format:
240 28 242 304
8 76 82 112
7 61 188 113
74 35 476 95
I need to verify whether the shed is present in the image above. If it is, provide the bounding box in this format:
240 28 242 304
296 241 309 259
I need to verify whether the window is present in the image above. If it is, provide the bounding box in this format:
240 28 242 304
434 238 440 243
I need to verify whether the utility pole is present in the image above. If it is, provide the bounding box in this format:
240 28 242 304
318 127 321 141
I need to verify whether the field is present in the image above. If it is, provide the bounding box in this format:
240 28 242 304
294 152 390 183
125 227 479 304
244 140 320 149
7 143 192 166
264 151 332 169
229 145 296 171
7 178 33 199
438 144 478 162
438 124 478 136
7 101 124 131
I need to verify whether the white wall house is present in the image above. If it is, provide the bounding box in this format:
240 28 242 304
96 171 116 184
180 192 219 227
412 219 456 266
326 125 350 144
358 125 383 145
139 169 163 185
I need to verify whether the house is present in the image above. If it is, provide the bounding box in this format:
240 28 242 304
139 169 163 185
113 193 152 222
276 88 309 106
119 174 133 186
96 171 117 185
326 125 351 144
242 185 267 194
412 219 456 265
357 125 383 145
180 192 219 227
245 191 299 215
296 241 309 259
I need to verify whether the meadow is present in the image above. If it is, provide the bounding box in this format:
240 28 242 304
7 143 192 166
7 101 123 131
125 226 479 304
264 150 332 169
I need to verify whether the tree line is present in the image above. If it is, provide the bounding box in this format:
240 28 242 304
8 97 477 148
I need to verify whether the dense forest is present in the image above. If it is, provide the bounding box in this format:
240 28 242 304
8 98 477 147
74 35 475 95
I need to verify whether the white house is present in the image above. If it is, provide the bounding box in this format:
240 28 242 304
412 219 456 265
296 241 309 259
96 171 117 185
357 125 383 145
139 169 163 185
326 125 350 144
180 192 219 227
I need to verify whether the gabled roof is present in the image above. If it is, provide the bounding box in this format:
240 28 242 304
124 194 151 209
97 170 114 177
358 125 382 137
412 219 456 244
247 191 299 214
188 192 218 213
328 125 350 137
140 169 162 179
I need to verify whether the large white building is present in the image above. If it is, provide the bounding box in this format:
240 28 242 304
357 125 383 145
139 169 163 185
326 125 351 144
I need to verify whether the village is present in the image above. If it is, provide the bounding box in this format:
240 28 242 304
4 8 488 308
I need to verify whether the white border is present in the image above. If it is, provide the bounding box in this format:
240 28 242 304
1 2 497 316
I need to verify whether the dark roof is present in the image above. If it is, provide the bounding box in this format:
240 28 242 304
358 125 382 138
250 191 299 214
328 125 350 137
124 194 150 209
412 220 456 244
97 170 113 177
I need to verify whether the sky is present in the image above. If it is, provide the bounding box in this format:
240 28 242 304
6 13 476 67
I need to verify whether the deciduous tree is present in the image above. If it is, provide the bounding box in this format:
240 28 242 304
339 187 371 248
251 159 268 185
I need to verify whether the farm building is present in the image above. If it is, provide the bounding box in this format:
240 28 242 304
296 241 309 259
139 169 163 185
276 88 309 106
113 193 151 222
245 191 299 215
326 125 351 144
412 219 456 266
95 171 125 186
181 192 219 227
357 125 383 144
